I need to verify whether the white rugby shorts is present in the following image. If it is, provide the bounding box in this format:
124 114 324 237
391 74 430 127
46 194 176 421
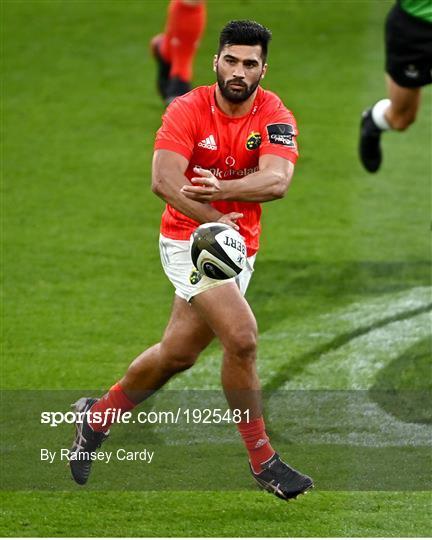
159 234 256 302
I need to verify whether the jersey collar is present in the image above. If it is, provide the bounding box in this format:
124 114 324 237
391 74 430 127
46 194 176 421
210 83 261 119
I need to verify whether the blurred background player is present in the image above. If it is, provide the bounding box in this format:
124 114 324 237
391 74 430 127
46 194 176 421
150 0 206 105
359 0 432 173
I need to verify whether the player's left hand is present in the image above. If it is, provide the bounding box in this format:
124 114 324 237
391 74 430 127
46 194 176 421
180 167 223 202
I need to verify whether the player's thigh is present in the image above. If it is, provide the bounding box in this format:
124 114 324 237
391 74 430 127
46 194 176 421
386 74 421 118
191 282 257 353
161 294 215 359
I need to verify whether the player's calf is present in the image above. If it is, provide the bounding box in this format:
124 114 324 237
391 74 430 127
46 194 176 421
158 344 200 375
387 110 417 131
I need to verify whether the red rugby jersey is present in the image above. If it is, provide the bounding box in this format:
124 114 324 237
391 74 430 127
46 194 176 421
154 83 299 255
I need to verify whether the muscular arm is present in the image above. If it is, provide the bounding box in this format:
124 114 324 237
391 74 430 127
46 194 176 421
152 149 243 227
181 154 295 203
222 154 294 202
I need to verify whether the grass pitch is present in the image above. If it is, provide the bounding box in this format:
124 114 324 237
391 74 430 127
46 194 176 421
2 0 431 536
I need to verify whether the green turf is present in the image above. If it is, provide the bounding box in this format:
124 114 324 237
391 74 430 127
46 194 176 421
1 491 431 537
2 0 431 536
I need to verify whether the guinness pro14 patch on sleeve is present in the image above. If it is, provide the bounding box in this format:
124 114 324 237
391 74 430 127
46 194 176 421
266 123 295 147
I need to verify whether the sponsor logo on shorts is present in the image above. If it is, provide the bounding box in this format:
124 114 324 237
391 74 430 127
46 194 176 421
189 268 202 285
266 123 295 147
404 64 419 79
245 131 261 150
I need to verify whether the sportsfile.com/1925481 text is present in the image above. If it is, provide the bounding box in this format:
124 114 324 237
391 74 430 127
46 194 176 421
40 408 250 427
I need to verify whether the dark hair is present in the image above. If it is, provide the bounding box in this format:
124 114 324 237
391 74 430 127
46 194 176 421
218 20 272 62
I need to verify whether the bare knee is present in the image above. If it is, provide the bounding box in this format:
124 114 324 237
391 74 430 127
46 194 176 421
223 324 257 362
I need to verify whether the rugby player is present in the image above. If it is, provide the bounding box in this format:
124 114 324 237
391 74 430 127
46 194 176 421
69 19 313 501
150 0 206 104
359 0 432 172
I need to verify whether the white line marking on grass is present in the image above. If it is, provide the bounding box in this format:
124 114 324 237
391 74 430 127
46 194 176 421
283 311 430 390
161 287 431 446
273 287 431 446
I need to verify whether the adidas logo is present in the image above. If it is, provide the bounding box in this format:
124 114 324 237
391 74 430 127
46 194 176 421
198 134 217 150
254 438 268 449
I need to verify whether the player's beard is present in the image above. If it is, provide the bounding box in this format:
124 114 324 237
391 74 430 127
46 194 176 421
216 71 262 104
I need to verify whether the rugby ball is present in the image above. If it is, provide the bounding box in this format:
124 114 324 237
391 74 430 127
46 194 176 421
190 222 246 280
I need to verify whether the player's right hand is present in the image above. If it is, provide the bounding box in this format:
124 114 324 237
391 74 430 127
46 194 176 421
218 212 243 231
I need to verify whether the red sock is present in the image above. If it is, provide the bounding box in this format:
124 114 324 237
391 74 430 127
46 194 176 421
160 0 206 82
88 382 136 432
237 416 275 473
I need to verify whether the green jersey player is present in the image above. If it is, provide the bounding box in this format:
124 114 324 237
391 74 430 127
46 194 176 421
359 0 432 172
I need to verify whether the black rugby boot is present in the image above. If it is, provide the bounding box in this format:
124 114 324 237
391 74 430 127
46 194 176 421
165 77 191 105
69 397 109 485
359 108 383 173
150 34 171 100
250 453 313 501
